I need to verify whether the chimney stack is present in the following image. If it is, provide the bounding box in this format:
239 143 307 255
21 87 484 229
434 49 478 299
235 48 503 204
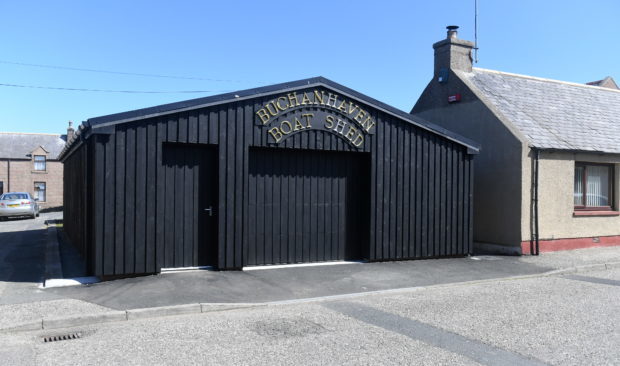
433 25 474 79
67 121 74 144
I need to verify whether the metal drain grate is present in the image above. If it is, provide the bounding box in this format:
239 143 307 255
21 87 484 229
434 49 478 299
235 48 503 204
43 332 82 343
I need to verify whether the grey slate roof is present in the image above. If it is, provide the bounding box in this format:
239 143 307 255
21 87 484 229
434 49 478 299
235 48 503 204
0 133 66 160
460 68 620 154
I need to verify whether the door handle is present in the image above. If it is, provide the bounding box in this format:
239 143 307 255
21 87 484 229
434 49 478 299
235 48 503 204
204 206 214 216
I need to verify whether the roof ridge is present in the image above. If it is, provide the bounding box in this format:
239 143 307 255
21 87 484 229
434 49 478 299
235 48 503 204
0 132 62 136
472 67 620 94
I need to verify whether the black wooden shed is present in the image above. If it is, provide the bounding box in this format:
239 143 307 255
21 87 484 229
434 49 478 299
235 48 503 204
59 77 479 277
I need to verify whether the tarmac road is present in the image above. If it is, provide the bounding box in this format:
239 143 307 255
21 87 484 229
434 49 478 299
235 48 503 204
2 267 619 365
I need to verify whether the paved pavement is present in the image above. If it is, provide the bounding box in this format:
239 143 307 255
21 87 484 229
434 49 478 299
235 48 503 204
44 243 620 311
47 256 556 310
1 267 618 365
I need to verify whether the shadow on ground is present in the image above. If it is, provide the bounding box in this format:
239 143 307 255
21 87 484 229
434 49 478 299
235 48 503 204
0 228 48 283
56 228 89 278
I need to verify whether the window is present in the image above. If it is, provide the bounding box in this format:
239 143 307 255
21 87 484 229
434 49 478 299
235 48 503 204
34 155 46 171
574 163 614 210
2 193 28 200
0 181 3 195
34 182 46 202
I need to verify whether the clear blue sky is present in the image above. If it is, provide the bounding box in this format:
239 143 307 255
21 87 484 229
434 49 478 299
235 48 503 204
1 0 618 134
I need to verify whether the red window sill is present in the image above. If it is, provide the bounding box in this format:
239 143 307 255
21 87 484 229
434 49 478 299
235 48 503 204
573 211 620 217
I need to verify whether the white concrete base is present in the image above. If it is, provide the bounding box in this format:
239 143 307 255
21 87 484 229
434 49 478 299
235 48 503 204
160 266 214 274
243 260 365 271
41 277 100 288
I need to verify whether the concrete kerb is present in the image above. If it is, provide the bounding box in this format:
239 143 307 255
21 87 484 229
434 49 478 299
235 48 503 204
543 262 618 276
576 263 607 273
1 320 44 333
0 303 262 334
127 303 201 320
126 303 266 320
5 260 619 334
200 303 265 313
606 262 620 270
43 311 128 330
266 287 430 307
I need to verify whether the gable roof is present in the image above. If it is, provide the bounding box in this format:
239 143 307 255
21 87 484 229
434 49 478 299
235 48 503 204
60 77 479 160
0 133 66 160
458 68 620 154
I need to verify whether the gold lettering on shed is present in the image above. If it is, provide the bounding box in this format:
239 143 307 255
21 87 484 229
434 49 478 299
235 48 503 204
257 89 376 148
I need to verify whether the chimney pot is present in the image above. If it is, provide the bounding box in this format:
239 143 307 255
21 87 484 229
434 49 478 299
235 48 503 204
66 120 75 144
446 25 459 39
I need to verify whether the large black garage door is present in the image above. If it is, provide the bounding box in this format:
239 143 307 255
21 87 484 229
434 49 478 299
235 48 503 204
247 148 369 266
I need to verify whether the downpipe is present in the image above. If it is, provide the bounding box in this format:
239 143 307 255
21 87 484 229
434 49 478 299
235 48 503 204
530 148 540 255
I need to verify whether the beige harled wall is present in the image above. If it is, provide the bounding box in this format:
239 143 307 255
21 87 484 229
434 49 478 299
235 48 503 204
412 72 526 248
522 150 620 241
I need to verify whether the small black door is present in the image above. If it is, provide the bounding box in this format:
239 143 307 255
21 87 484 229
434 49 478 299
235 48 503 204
247 148 369 266
162 144 217 268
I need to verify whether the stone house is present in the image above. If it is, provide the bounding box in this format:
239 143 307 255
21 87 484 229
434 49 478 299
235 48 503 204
0 124 72 210
412 27 620 254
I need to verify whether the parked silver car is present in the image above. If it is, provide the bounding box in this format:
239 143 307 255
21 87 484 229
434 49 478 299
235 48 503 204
0 192 40 220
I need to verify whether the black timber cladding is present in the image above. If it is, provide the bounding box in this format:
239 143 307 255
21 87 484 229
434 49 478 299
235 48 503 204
61 77 477 276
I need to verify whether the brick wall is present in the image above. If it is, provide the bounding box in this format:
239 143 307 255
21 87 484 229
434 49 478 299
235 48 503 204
0 158 63 209
0 160 7 195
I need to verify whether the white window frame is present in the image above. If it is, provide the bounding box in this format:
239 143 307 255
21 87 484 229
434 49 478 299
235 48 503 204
34 155 46 171
34 182 46 202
